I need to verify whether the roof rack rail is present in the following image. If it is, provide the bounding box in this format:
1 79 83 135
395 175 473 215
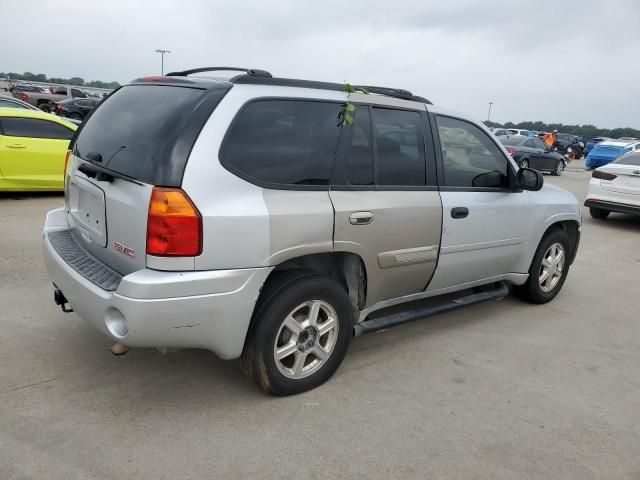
166 67 272 78
230 75 432 104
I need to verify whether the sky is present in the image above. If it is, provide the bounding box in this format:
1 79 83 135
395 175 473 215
1 0 639 128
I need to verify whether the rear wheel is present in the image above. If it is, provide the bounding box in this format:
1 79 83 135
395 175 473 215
520 159 529 169
515 229 572 304
241 271 353 396
553 160 563 176
69 112 82 120
38 103 50 113
589 207 610 219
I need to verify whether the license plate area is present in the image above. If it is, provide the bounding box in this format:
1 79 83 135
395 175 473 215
68 175 107 247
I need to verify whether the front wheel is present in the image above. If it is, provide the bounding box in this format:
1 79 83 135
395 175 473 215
241 272 353 396
69 112 82 120
553 160 563 176
590 207 609 219
515 229 572 304
38 103 51 113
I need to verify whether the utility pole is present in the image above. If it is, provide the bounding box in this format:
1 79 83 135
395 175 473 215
155 49 171 75
487 102 494 123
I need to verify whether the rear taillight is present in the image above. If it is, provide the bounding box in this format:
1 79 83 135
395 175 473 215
147 187 202 257
57 103 65 111
20 92 29 101
592 170 617 181
506 147 517 158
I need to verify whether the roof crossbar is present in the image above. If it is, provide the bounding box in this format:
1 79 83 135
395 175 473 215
166 67 272 78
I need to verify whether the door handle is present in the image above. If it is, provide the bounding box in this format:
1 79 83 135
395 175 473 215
451 207 469 219
349 211 374 225
6 144 26 149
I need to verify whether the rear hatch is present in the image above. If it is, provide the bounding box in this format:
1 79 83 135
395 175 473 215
65 81 229 275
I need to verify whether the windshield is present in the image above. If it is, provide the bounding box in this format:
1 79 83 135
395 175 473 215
74 84 205 184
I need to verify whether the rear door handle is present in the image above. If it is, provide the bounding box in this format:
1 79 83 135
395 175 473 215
349 211 374 225
451 207 469 219
6 144 26 149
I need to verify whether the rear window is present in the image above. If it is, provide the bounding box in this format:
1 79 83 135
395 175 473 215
500 136 525 146
74 85 205 184
220 99 343 187
615 153 640 166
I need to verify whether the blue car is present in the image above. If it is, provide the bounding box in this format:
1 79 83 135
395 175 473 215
584 137 609 157
586 140 640 169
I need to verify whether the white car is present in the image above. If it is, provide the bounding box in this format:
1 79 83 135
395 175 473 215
585 152 640 219
508 128 531 137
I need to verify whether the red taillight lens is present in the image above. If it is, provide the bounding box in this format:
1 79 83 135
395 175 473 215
592 170 617 181
57 103 65 111
146 187 202 257
20 92 29 101
506 147 517 157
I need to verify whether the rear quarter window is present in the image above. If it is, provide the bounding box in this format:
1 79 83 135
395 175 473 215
73 84 207 184
219 99 343 187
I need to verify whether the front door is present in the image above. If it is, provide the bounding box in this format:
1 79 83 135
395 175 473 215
330 105 442 307
0 116 73 189
427 114 533 292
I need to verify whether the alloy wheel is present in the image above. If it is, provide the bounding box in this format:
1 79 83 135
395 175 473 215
539 242 565 293
273 300 339 379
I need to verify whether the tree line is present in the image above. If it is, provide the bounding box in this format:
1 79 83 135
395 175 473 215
485 120 639 142
0 71 120 90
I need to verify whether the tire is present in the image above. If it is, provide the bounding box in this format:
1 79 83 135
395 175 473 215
38 103 50 113
553 160 563 176
589 207 609 219
69 112 82 120
515 229 572 304
241 271 353 396
520 159 529 169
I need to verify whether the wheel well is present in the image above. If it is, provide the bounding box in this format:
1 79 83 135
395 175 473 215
269 252 367 315
544 220 579 263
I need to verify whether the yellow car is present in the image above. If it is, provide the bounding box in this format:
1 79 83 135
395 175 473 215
0 107 77 191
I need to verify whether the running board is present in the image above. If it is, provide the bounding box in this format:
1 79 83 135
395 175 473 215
353 282 509 336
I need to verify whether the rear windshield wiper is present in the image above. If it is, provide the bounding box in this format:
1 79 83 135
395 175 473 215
77 161 143 186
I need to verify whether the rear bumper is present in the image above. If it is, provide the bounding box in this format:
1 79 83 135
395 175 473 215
43 208 272 359
584 199 640 216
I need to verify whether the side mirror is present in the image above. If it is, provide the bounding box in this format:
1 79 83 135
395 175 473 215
516 167 543 191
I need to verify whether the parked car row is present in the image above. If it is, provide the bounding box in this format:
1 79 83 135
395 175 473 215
500 135 565 175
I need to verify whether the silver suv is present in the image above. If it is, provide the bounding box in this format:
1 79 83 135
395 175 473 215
43 67 581 395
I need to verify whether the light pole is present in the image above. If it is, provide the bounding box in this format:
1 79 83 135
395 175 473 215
487 102 494 123
155 49 171 75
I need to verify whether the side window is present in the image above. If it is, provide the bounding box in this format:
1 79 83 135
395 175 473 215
523 139 535 148
0 99 27 109
71 89 86 98
55 87 68 95
0 118 74 140
220 99 343 186
436 116 510 189
533 138 547 150
372 108 425 186
345 107 374 185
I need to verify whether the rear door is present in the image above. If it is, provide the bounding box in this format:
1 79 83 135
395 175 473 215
330 105 442 307
428 114 533 292
0 116 73 188
67 83 221 274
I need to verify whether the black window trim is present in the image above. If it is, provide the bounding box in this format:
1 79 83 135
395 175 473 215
430 112 518 192
219 96 348 191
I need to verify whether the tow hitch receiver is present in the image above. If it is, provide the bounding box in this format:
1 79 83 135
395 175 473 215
54 289 74 313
